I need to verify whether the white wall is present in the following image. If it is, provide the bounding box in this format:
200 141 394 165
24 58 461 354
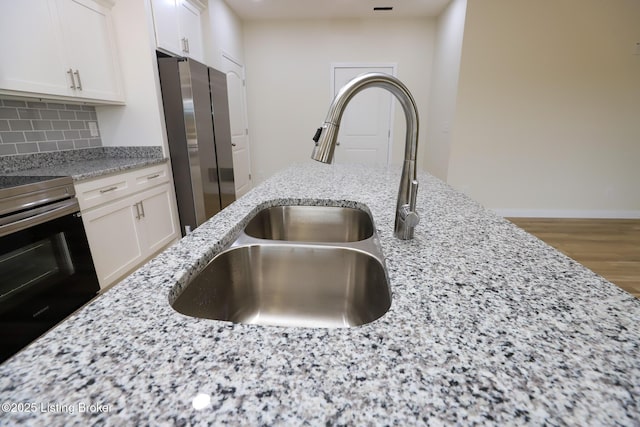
243 18 436 184
423 0 467 181
202 0 245 70
448 0 640 217
95 0 167 150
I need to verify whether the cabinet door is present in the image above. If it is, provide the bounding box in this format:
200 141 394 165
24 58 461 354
0 0 71 97
56 0 122 102
177 0 203 61
137 184 180 256
81 195 144 289
150 0 181 56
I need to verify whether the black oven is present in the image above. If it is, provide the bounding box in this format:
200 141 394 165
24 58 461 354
0 176 100 363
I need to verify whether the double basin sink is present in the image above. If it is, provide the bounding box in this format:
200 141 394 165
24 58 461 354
171 204 391 328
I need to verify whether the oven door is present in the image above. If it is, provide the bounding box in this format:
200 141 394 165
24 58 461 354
0 198 100 363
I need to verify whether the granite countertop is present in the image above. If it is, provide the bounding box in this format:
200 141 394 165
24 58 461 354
1 146 166 181
0 162 638 425
9 157 168 181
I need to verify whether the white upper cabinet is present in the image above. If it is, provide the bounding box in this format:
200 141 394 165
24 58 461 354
0 0 70 97
55 0 122 102
151 0 182 56
0 0 123 104
151 0 205 62
177 0 204 61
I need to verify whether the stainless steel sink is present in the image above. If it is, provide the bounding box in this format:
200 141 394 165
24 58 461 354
243 205 374 242
170 203 391 328
171 244 390 328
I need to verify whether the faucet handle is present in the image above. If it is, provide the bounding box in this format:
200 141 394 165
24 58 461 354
400 180 420 228
402 208 420 228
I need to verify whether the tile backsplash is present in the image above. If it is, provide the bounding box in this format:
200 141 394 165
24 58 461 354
0 98 103 156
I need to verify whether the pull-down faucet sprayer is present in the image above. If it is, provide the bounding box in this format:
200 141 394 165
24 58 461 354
311 73 420 240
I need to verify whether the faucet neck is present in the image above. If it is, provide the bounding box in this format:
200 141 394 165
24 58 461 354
311 72 420 240
313 73 419 167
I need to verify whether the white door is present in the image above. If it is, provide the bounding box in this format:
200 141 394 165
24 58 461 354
81 194 144 289
0 0 70 97
223 55 252 197
137 184 180 255
177 0 204 61
56 0 122 102
150 0 181 56
332 65 395 166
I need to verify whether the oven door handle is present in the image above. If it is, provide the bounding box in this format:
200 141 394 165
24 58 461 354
0 198 80 237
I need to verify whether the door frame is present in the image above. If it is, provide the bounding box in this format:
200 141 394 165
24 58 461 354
330 62 398 166
222 50 252 195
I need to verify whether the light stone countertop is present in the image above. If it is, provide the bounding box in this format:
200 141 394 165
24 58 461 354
1 146 165 180
0 162 638 426
15 156 168 181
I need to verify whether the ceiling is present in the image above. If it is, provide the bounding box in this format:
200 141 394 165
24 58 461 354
223 0 451 20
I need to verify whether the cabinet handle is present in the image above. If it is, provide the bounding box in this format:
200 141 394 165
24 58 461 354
181 37 188 53
134 202 141 220
147 174 160 180
67 68 76 89
73 70 83 90
99 186 118 194
139 201 145 218
186 38 190 53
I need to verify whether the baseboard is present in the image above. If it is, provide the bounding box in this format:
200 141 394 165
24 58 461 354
493 208 640 219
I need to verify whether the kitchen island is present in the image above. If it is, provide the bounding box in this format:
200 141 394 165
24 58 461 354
0 162 638 425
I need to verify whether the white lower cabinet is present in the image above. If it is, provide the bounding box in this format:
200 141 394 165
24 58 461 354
76 164 180 289
81 192 145 287
135 185 180 255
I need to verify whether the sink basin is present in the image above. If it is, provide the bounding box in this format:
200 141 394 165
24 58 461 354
171 244 390 328
171 202 391 328
243 205 374 242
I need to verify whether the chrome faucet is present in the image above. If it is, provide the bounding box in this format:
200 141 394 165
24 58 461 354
311 72 420 240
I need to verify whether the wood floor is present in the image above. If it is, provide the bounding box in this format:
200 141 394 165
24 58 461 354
507 218 640 298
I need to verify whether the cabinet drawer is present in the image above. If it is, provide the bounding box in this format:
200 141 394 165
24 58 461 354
75 174 130 211
75 163 170 211
131 163 170 193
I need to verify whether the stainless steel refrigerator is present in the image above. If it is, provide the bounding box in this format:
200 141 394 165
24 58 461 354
157 56 235 236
